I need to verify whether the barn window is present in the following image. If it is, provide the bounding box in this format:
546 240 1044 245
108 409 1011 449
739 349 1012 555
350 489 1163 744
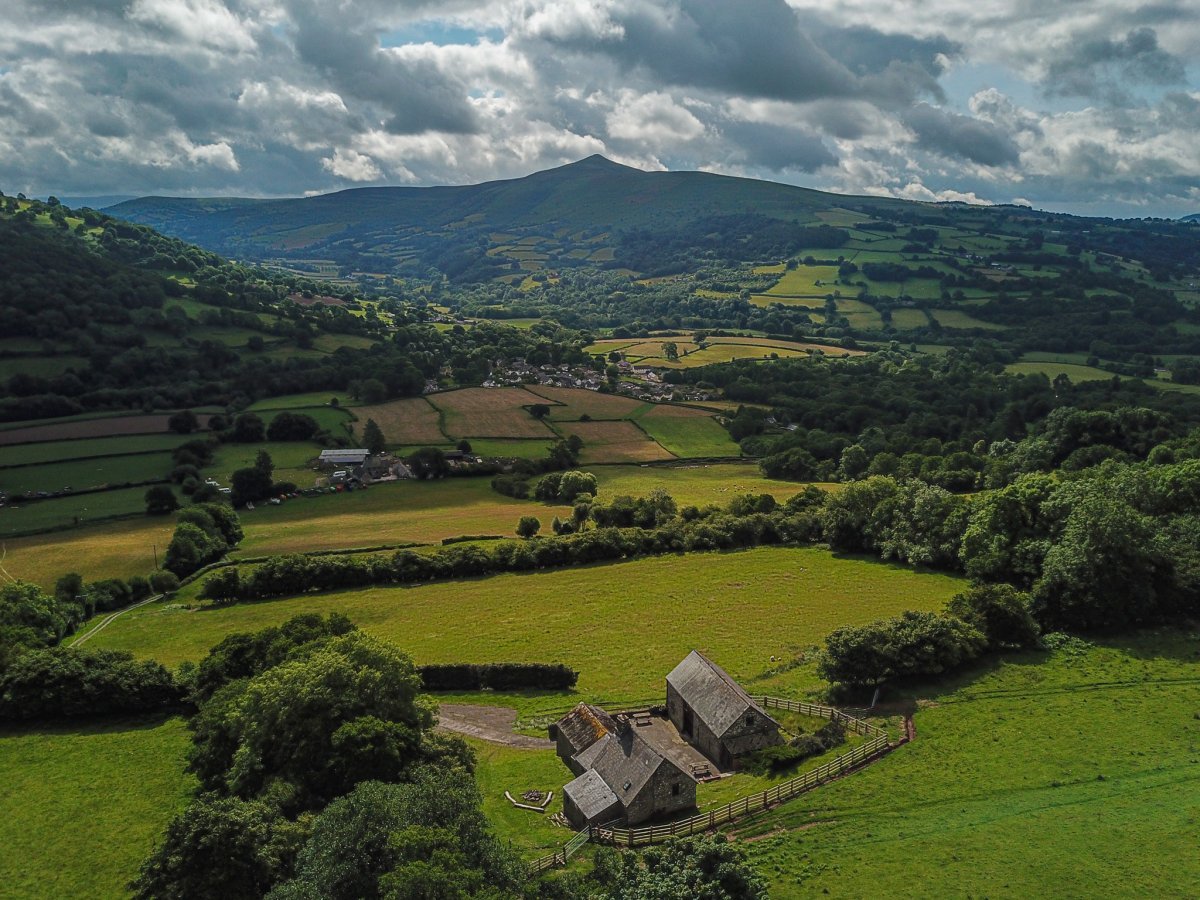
746 715 754 727
671 783 680 796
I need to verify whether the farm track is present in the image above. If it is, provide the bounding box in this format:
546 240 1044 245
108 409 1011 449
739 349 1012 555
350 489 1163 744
436 703 554 750
69 594 163 647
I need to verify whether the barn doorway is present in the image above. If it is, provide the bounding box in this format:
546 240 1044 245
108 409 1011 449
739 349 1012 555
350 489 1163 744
682 706 693 737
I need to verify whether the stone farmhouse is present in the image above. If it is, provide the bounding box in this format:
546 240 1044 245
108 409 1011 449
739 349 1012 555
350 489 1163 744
550 651 782 828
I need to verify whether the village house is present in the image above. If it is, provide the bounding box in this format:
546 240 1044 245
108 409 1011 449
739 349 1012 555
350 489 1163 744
666 651 782 769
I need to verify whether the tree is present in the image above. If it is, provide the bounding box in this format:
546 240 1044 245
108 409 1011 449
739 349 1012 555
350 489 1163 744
0 647 180 721
662 341 679 361
947 584 1040 649
168 409 200 435
145 485 180 515
230 413 265 443
820 611 985 687
131 796 307 900
232 466 274 506
592 835 767 900
516 516 541 539
267 413 319 442
529 403 551 420
361 419 386 455
1033 490 1171 630
406 447 448 479
187 632 435 808
267 774 523 900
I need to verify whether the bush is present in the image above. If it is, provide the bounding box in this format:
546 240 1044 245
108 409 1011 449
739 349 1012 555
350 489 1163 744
946 583 1040 649
150 571 181 594
489 474 529 499
820 610 986 687
266 412 319 442
0 647 182 720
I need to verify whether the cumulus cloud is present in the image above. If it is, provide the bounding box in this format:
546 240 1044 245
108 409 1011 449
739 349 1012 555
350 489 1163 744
0 0 1194 215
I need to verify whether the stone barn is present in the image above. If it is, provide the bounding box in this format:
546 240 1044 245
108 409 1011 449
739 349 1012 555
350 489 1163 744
561 723 695 828
666 650 782 769
551 702 618 776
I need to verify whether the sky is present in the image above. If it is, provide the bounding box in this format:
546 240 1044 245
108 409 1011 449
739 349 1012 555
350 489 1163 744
1 0 1198 218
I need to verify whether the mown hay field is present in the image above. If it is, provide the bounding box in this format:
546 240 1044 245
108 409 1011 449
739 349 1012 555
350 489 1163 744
429 388 557 439
0 516 174 587
524 386 650 420
555 420 674 464
88 547 967 685
0 716 195 900
350 397 446 445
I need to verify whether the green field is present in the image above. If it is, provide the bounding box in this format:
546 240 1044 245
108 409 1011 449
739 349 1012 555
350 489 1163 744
0 716 195 900
0 485 163 537
0 452 176 495
88 546 966 684
929 309 1006 331
890 308 930 330
735 630 1200 897
635 413 741 457
1005 360 1113 382
205 440 324 487
0 434 187 468
247 392 360 410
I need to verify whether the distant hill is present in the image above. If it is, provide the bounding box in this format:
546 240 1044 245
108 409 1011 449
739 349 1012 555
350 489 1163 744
107 155 1200 287
107 156 909 276
1183 213 1200 223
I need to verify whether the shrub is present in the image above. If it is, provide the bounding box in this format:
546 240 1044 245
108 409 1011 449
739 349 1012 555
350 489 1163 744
946 583 1040 649
0 647 182 720
820 611 986 687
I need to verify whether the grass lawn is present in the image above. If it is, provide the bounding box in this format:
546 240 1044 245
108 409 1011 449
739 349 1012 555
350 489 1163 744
0 715 195 900
734 630 1200 898
88 547 966 690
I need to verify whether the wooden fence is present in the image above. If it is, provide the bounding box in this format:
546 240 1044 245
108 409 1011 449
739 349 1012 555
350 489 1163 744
527 699 894 874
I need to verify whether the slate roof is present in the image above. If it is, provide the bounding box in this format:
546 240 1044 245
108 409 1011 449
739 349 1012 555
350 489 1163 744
575 726 681 803
562 768 619 822
666 650 777 739
555 703 617 755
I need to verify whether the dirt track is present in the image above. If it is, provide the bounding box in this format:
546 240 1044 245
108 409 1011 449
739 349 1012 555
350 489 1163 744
436 703 554 750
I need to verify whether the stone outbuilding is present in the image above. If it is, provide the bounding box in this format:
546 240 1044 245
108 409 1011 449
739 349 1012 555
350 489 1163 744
551 702 618 776
561 724 695 828
666 650 782 769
